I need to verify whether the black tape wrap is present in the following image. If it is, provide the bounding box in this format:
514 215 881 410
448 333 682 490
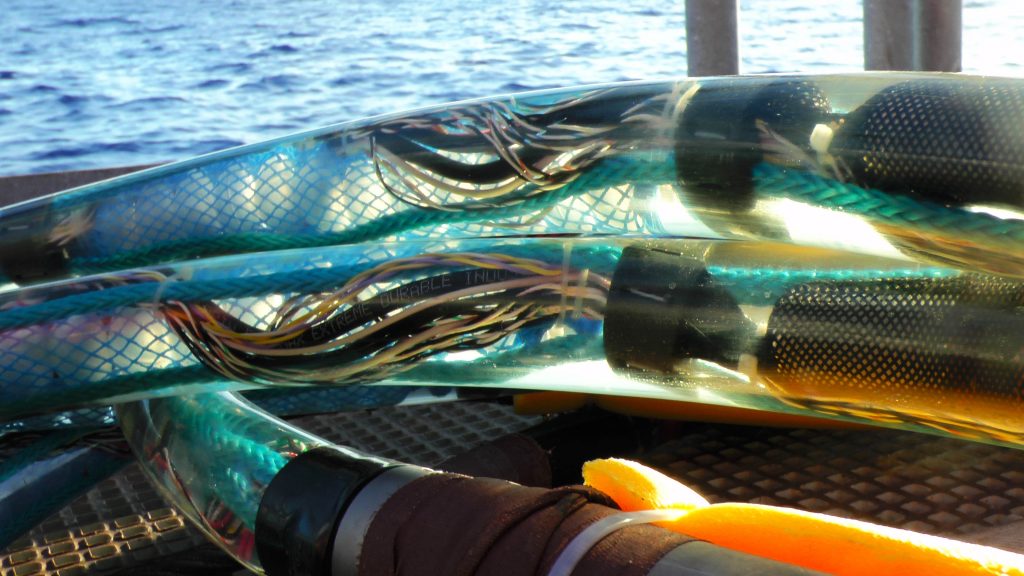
675 78 832 213
604 246 755 374
256 446 394 576
0 201 68 283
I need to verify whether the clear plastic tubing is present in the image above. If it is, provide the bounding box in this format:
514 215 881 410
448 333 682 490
117 391 389 573
5 236 1022 447
0 73 1021 285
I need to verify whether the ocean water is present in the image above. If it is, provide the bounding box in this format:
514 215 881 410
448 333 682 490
0 0 1021 176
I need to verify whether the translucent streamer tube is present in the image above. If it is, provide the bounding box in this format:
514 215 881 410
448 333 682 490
0 238 616 422
117 392 391 572
6 236 1022 448
2 73 1022 285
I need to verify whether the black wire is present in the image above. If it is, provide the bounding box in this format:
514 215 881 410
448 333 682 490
165 262 606 384
241 297 531 371
373 130 552 183
172 268 527 350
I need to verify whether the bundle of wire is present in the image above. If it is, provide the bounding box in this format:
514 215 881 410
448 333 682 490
162 251 610 385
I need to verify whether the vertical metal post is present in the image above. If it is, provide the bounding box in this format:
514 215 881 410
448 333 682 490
686 0 739 77
864 0 962 72
864 0 914 70
918 0 962 72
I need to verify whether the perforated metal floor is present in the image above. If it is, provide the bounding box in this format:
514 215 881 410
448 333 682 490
0 402 539 576
643 424 1024 543
5 402 1024 576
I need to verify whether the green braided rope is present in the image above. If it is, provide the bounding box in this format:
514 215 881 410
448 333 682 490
754 163 1024 247
1 365 218 421
0 244 622 332
707 265 958 305
0 428 91 485
155 396 291 529
0 266 368 331
72 154 672 275
195 395 313 448
191 418 289 477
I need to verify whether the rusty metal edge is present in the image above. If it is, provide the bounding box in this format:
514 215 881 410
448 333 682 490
0 165 160 208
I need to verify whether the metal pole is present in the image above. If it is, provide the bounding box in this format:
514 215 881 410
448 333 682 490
918 0 962 72
686 0 739 77
865 0 962 72
864 0 914 70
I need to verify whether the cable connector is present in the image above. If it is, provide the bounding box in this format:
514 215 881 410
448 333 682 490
256 446 395 576
604 246 755 374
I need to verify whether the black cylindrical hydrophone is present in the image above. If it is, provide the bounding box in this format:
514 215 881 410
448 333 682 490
675 76 1024 211
756 274 1024 439
603 245 1024 445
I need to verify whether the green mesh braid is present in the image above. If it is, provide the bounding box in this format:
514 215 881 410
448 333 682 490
72 154 671 275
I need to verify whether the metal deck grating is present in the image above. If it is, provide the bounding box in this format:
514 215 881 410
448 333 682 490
0 401 540 576
5 402 1024 575
642 423 1024 543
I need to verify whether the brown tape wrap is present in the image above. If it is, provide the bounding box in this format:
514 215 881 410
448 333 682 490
438 433 552 488
357 473 690 576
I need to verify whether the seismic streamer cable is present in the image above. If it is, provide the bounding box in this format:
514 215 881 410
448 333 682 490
2 74 1023 284
2 235 1020 449
0 73 1021 574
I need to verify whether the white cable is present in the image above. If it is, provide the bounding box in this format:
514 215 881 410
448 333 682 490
547 509 687 576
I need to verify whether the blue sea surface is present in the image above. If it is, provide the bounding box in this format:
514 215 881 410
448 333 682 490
0 0 1021 176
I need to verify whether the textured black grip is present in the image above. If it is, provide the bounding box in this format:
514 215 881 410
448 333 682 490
675 78 832 213
833 79 1024 207
758 275 1024 438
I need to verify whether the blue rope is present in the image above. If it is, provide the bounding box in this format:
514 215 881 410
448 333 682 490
0 429 90 485
708 265 958 305
0 446 128 549
156 396 294 529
